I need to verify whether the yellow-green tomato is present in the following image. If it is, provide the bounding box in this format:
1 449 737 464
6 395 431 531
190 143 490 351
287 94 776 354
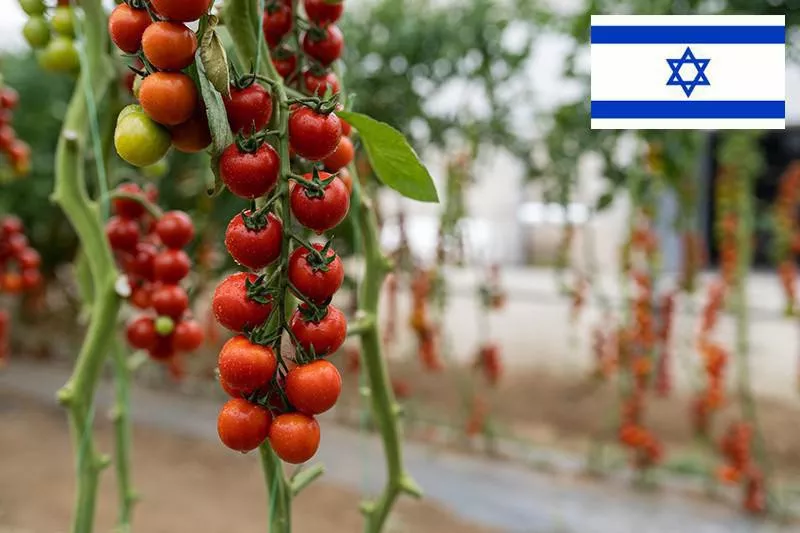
117 104 144 125
37 36 80 72
18 0 46 16
132 74 145 100
142 158 169 180
115 111 171 168
23 16 50 49
51 6 76 37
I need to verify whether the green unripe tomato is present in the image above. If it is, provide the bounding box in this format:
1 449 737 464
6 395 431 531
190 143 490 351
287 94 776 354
18 0 46 16
37 36 80 73
142 158 169 180
51 6 76 37
23 16 51 49
117 104 144 125
115 110 171 167
154 316 175 336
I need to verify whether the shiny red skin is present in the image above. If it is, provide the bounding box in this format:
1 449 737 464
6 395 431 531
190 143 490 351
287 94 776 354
139 71 199 126
113 183 146 218
170 110 212 153
128 242 158 281
285 360 342 415
287 243 343 303
151 284 189 319
17 248 41 270
141 21 198 71
289 304 347 357
155 211 195 249
218 398 272 453
106 216 140 252
172 319 204 351
263 1 293 47
290 172 350 232
149 333 176 361
273 53 297 79
108 4 152 53
150 0 212 22
268 413 320 464
7 233 27 255
288 107 342 161
126 316 157 350
218 335 278 394
301 25 344 66
302 70 340 96
153 249 191 283
303 0 344 24
130 282 153 309
212 272 274 332
220 143 280 199
322 136 354 171
223 84 274 135
0 216 23 235
225 211 283 270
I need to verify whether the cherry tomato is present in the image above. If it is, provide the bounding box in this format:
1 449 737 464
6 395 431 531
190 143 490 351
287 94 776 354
150 0 212 22
38 36 80 72
268 413 320 464
21 269 42 291
272 51 297 79
322 136 354 171
303 0 343 24
218 398 272 453
285 360 341 415
129 242 158 281
288 107 342 161
151 284 189 319
153 249 191 284
130 282 153 309
2 272 22 294
7 233 28 255
338 168 353 194
263 1 293 47
0 126 16 151
115 107 172 167
172 319 204 351
23 16 50 49
288 244 343 303
289 304 346 356
224 211 283 270
155 211 195 249
290 172 350 232
0 216 23 235
8 141 31 176
170 109 212 153
219 142 280 199
142 22 198 71
335 105 352 136
17 248 41 270
302 70 340 96
220 376 245 398
149 333 176 361
126 316 157 350
106 216 140 252
19 0 46 16
51 6 75 37
212 272 274 332
139 72 198 126
302 25 343 66
108 4 151 53
218 335 278 394
223 84 273 135
113 182 146 218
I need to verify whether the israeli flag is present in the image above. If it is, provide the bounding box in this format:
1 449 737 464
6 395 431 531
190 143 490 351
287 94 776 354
591 15 786 130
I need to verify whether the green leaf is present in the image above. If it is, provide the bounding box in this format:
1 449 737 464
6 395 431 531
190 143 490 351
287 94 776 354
595 191 615 212
200 29 231 98
336 111 439 203
195 55 232 196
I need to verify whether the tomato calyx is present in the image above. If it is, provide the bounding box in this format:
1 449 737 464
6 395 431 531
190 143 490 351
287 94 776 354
291 167 336 199
241 204 277 231
299 239 337 273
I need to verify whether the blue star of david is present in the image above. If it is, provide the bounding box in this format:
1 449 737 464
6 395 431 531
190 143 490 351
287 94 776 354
666 47 710 97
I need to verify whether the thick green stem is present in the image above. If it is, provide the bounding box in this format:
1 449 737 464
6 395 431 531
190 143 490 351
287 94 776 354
110 339 137 532
259 444 292 532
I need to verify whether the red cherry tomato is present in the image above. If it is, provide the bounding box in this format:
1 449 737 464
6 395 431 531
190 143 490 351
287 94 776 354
218 398 272 453
289 304 347 357
303 0 344 24
151 284 189 319
220 376 245 398
139 71 198 126
20 269 42 291
150 0 212 22
148 333 176 361
301 25 343 66
288 106 342 161
272 51 297 79
17 248 41 270
290 172 350 232
128 242 158 281
156 211 195 249
0 88 19 110
141 21 198 71
322 136 354 171
287 243 343 304
302 69 340 96
212 272 274 332
223 84 274 135
268 412 320 464
126 315 157 350
285 360 342 415
218 335 278 394
0 126 15 151
170 108 212 153
263 1 293 47
224 211 283 270
219 142 280 199
172 319 204 351
153 249 191 284
0 216 23 235
106 216 140 252
113 182 147 219
108 4 151 53
130 282 153 309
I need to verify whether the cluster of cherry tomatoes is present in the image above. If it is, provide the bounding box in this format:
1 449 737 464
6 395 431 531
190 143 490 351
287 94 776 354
0 215 42 294
0 85 31 178
109 0 212 168
19 0 80 73
653 291 675 397
691 280 728 435
408 268 442 372
717 421 766 513
617 390 663 469
773 162 800 315
714 167 739 287
105 184 204 374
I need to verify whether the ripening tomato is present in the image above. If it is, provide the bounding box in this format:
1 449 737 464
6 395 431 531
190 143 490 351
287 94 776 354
139 72 198 126
108 4 151 53
150 0 212 22
141 22 197 71
172 319 204 351
113 182 146 218
126 316 157 350
224 211 283 270
223 84 274 135
115 108 172 167
17 248 41 270
288 107 342 161
268 413 320 464
130 282 153 309
263 1 293 47
302 69 340 96
0 126 16 151
8 140 31 176
287 243 343 304
289 305 346 357
153 249 191 284
151 284 189 319
218 398 272 453
149 333 176 361
212 272 274 332
272 51 297 79
2 272 23 294
155 211 195 249
322 136 354 171
218 335 278 394
20 269 42 291
169 108 212 153
290 172 350 232
106 216 140 252
7 233 28 255
301 25 343 66
303 0 343 24
219 142 280 199
337 168 353 194
285 360 342 415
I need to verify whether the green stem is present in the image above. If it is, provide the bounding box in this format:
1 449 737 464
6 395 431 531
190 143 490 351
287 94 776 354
111 338 137 532
259 444 292 532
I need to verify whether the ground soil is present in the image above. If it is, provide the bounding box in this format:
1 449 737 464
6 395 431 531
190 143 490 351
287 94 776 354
0 390 497 533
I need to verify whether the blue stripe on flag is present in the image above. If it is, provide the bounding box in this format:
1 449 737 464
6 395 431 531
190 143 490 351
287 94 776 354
590 25 785 44
590 101 785 119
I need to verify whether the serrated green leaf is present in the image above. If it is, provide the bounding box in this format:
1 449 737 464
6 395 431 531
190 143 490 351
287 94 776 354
200 28 231 98
195 56 232 196
336 111 438 203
